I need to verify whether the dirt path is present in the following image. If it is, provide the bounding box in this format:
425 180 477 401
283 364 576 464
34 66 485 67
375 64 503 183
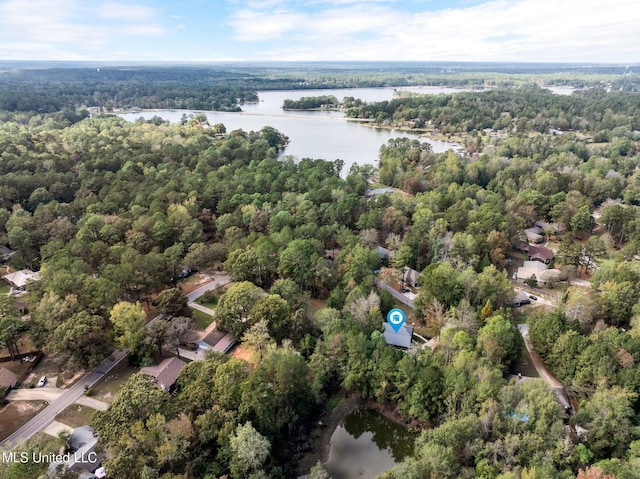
518 324 571 409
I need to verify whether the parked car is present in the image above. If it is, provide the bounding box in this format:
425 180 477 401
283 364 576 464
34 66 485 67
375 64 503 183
37 376 47 387
401 288 411 294
529 295 538 301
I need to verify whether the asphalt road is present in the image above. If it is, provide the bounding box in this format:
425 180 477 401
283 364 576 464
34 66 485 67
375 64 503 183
0 350 127 451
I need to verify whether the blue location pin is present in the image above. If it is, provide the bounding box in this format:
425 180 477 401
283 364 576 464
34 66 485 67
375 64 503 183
387 308 406 333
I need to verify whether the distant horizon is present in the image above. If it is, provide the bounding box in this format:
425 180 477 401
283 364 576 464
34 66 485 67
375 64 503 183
0 0 638 63
0 60 637 68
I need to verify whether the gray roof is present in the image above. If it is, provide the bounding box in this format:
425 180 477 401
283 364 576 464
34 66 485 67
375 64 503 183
2 269 40 288
383 322 414 349
511 291 531 306
366 187 395 197
402 266 420 286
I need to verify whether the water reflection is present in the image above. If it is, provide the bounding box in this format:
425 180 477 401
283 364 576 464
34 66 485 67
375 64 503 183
326 408 416 479
118 87 462 173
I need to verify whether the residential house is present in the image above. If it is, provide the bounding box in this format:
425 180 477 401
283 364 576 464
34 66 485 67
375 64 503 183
382 322 414 349
365 187 395 198
0 367 18 393
516 261 547 282
0 245 15 263
526 245 555 265
523 227 544 244
194 328 235 354
510 291 531 307
376 245 393 260
517 242 555 265
140 357 187 392
2 269 40 293
534 220 565 235
402 266 420 288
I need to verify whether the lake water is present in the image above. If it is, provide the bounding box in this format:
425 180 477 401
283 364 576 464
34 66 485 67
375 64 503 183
325 407 416 479
118 87 464 172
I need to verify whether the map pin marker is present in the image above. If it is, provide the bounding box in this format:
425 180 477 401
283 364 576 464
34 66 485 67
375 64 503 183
387 308 406 333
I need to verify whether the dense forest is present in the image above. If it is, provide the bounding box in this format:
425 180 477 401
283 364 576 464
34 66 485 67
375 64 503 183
1 65 640 479
1 63 639 114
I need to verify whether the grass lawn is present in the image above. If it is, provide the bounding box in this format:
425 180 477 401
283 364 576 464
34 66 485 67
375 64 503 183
190 307 215 329
195 297 217 309
89 361 138 404
0 284 10 295
55 404 96 428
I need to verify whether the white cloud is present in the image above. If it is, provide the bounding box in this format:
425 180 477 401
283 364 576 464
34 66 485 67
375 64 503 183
0 0 165 60
228 0 640 62
98 2 157 20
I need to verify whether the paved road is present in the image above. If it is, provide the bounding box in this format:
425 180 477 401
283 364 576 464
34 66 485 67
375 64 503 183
0 350 127 451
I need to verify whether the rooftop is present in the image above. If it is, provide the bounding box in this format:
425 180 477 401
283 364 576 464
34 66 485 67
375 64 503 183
140 357 187 392
382 322 414 349
2 269 40 288
0 367 18 388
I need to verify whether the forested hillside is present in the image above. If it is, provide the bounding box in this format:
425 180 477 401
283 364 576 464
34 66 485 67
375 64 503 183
1 75 640 479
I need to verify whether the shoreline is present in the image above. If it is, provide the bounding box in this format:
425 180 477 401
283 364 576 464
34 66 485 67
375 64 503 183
294 394 422 477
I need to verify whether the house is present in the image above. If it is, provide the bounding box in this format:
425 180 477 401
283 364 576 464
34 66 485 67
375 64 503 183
383 322 414 349
376 245 393 260
140 357 187 392
510 291 531 307
0 367 18 392
194 328 236 354
526 245 555 265
0 245 15 262
517 242 555 265
365 187 395 198
402 266 420 288
324 248 340 260
2 269 40 293
534 220 565 235
523 227 544 244
516 261 547 282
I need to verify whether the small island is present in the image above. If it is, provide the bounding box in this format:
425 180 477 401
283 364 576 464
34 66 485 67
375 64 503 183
282 94 341 110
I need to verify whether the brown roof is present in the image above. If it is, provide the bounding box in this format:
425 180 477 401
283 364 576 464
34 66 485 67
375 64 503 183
140 357 187 392
199 329 225 348
527 244 554 262
0 367 18 388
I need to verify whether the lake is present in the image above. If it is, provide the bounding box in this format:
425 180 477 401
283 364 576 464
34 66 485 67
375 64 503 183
325 407 416 479
118 87 464 173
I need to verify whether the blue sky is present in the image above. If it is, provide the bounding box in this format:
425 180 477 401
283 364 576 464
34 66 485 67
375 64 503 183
0 0 638 62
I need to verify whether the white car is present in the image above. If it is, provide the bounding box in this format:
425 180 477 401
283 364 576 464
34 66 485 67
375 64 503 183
37 376 47 387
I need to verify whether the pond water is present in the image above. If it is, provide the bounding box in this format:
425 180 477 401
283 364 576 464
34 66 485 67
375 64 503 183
118 87 464 173
325 407 417 479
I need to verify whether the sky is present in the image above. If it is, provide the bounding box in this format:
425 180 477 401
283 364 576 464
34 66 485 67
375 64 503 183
0 0 638 63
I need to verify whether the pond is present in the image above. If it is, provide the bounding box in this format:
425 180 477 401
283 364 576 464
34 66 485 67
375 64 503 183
325 407 417 479
118 87 464 173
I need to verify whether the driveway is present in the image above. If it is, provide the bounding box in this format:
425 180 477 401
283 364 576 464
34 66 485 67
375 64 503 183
518 324 570 409
186 273 231 303
7 388 62 402
0 350 127 450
